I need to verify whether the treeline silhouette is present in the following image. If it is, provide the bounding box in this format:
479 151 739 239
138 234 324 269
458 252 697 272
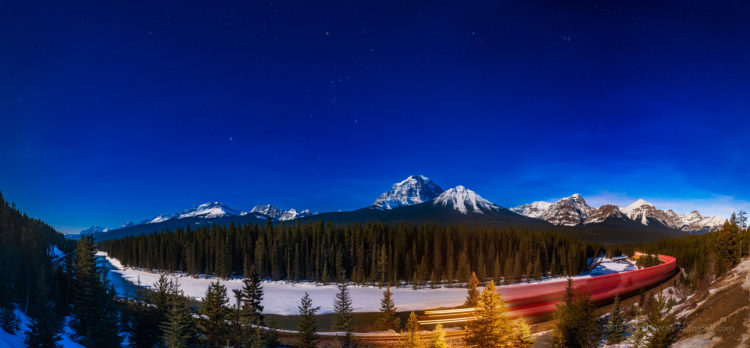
100 220 597 285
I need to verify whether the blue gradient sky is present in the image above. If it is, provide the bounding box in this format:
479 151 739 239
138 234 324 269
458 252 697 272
2 1 749 234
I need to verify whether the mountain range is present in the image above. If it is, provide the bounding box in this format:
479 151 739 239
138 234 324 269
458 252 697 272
510 194 725 233
81 175 728 243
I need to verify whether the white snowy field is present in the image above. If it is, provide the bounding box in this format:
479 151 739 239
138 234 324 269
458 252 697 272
98 252 637 315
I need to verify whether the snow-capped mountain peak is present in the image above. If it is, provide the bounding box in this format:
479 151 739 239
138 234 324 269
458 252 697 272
251 204 284 219
510 201 552 218
372 175 444 210
279 208 313 221
622 199 654 214
143 202 242 225
176 202 242 219
513 194 726 233
432 185 501 214
251 204 313 221
511 194 594 226
80 225 110 234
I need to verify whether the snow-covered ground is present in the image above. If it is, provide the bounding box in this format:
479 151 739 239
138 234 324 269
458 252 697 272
0 308 84 348
99 252 638 315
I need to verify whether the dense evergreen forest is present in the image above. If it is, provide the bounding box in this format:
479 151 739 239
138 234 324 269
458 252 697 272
0 192 125 346
100 221 601 285
633 213 750 290
0 191 73 342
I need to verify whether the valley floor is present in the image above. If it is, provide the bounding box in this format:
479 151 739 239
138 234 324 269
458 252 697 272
98 252 636 315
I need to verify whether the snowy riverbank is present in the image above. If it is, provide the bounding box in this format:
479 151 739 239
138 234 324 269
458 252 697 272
98 252 637 315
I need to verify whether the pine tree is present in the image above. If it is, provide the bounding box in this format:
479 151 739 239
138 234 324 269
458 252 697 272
645 293 679 348
241 266 265 346
70 235 121 347
198 280 230 347
376 283 401 331
24 266 61 348
401 312 423 348
232 289 243 346
296 292 320 348
464 280 533 347
162 292 197 348
0 241 18 334
552 278 600 348
126 279 162 348
464 272 480 307
430 323 448 348
331 282 354 346
629 305 648 348
605 295 626 344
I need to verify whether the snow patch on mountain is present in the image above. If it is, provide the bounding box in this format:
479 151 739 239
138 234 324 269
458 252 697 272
510 201 552 218
432 185 501 214
372 175 444 210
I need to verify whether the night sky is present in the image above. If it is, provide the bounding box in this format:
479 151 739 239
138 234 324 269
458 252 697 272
2 1 749 234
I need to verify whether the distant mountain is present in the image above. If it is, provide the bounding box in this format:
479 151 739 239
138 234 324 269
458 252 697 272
251 204 313 221
81 201 313 241
76 175 729 244
299 184 544 229
621 199 726 233
512 195 726 233
512 194 593 226
372 175 444 209
432 185 502 214
80 225 110 234
584 204 627 224
510 201 552 219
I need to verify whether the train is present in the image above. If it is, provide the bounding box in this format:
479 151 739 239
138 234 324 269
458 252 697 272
420 252 678 325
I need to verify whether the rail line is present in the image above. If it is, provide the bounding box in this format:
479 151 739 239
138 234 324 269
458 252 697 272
272 253 679 347
419 252 677 326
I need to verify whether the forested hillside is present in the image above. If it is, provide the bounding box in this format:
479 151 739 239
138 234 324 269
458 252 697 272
0 192 123 347
100 221 600 284
0 191 73 332
633 214 750 291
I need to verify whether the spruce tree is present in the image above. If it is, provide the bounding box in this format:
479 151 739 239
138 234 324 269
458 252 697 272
241 267 265 346
70 235 121 347
126 280 162 348
552 278 600 348
162 292 197 348
465 280 533 347
24 266 61 348
0 241 18 334
430 323 448 348
401 312 423 348
198 280 230 347
232 289 243 346
331 282 354 346
464 272 480 307
376 283 401 331
296 292 320 348
629 305 648 348
645 293 679 348
151 274 178 318
605 295 625 344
